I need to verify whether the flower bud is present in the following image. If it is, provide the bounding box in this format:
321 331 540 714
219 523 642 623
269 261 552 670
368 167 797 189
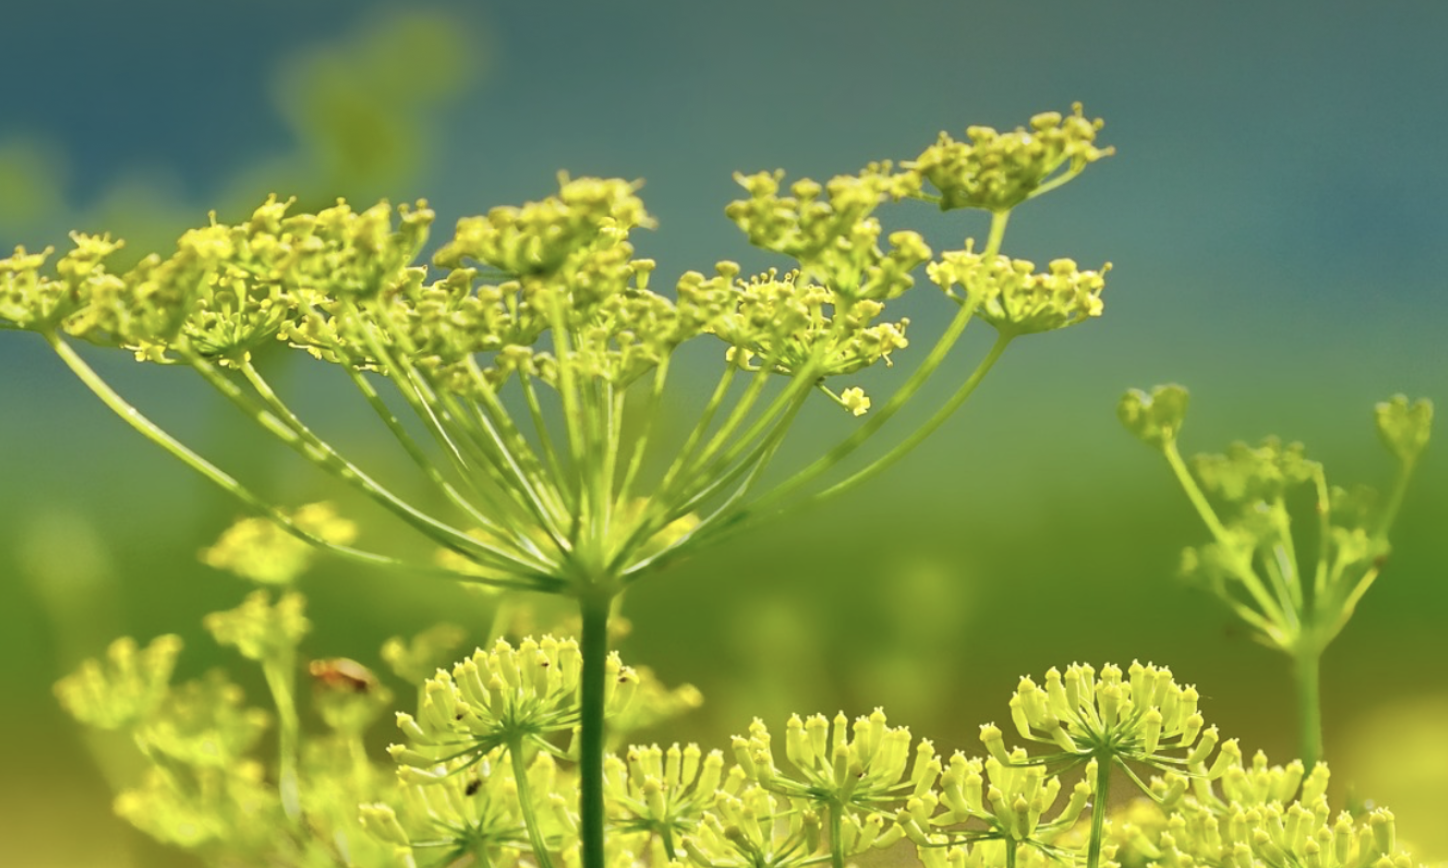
980 723 1010 765
1374 395 1432 463
1119 385 1189 449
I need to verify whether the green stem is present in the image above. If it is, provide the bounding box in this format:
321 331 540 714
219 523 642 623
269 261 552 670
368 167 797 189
344 366 494 523
653 364 736 497
614 357 670 512
547 293 591 517
1376 457 1417 540
1162 441 1287 630
577 590 614 868
704 209 1014 533
801 330 1009 508
262 656 301 824
696 310 854 481
617 390 808 582
518 366 573 510
829 801 845 868
1294 645 1323 771
217 356 547 574
680 302 999 553
1005 838 1017 868
509 736 558 868
44 334 513 584
1086 757 1112 868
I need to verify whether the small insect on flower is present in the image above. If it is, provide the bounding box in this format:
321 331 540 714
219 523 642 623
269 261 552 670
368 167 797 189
309 657 380 694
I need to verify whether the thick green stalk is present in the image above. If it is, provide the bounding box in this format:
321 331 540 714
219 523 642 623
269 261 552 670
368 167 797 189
577 590 614 868
1294 645 1323 771
508 737 558 868
1086 757 1112 868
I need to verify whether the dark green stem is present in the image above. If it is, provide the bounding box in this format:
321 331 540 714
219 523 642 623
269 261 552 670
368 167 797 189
1294 645 1323 771
1087 757 1112 868
508 737 558 868
578 590 613 868
1005 838 1017 868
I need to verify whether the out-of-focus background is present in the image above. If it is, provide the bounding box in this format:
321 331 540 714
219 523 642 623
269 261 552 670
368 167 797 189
2 1 1446 865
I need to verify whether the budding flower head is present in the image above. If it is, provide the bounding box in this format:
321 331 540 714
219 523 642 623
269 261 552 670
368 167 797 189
605 742 724 838
912 104 1113 213
390 636 640 770
681 786 823 868
361 748 536 865
934 749 1089 845
1374 395 1432 464
1192 437 1319 506
735 707 936 813
1136 759 1407 868
1118 385 1189 449
1006 663 1213 777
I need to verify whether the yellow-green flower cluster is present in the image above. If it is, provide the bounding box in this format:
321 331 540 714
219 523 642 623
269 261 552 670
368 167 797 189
362 747 538 868
680 785 823 868
725 164 927 301
732 708 938 812
987 662 1213 775
929 244 1109 337
604 743 725 850
201 502 358 585
912 104 1113 212
433 175 652 279
903 749 1092 847
1 197 431 358
133 670 273 767
1123 753 1414 868
114 761 277 850
707 269 908 376
54 634 183 730
203 591 311 663
390 637 639 774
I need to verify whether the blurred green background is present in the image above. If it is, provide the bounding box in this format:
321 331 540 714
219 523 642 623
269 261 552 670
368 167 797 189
2 1 1446 865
